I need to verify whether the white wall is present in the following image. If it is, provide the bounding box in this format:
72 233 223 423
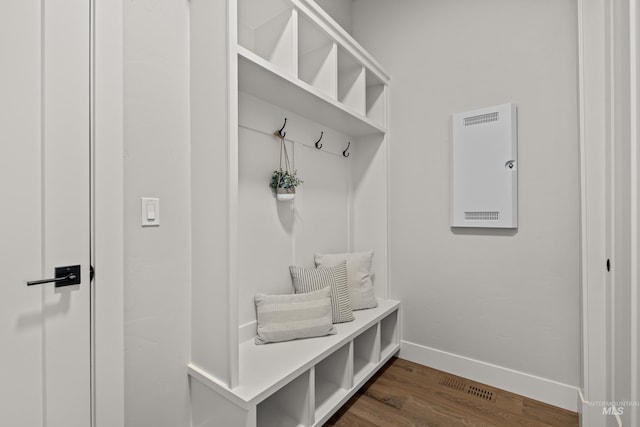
353 0 581 404
123 1 191 426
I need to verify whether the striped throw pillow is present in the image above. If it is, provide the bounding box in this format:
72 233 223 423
289 261 354 323
254 287 336 345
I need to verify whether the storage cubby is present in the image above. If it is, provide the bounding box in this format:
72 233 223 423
380 310 399 360
189 302 400 427
314 344 351 421
257 371 312 427
338 48 366 115
298 16 337 98
353 324 379 384
238 0 296 75
190 1 395 426
366 70 386 126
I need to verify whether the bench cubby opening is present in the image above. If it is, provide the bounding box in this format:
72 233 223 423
353 323 379 385
313 343 351 421
380 309 399 360
257 370 312 427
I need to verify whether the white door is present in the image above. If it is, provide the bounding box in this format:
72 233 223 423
1 1 92 426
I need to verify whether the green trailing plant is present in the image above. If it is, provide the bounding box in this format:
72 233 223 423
270 168 303 190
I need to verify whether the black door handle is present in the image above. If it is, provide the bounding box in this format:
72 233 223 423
27 265 81 287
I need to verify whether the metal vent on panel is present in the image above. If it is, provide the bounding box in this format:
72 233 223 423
464 211 500 221
463 111 499 126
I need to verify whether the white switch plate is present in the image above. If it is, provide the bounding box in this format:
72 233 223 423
141 197 160 227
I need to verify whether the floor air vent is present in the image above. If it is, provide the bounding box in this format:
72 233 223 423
468 385 495 401
439 376 466 392
439 375 496 402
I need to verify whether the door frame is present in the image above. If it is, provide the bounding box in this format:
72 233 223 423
92 0 124 425
578 0 639 426
577 1 609 422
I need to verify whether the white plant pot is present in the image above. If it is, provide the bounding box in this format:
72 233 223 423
276 188 295 201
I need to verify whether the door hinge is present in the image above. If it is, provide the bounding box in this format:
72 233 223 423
606 259 611 272
90 265 95 282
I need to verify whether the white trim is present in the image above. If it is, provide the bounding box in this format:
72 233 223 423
577 0 610 420
577 0 590 402
228 0 240 389
606 0 616 409
93 0 124 425
383 84 390 301
400 340 580 412
89 0 96 422
629 5 639 427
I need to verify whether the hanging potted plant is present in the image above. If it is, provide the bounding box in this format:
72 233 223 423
270 168 303 201
270 122 303 201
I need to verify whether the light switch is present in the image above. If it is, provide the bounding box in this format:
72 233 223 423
141 197 160 227
147 203 156 220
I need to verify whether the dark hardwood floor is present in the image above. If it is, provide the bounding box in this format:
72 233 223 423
325 357 579 427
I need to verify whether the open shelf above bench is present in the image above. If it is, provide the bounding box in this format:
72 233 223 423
238 48 385 137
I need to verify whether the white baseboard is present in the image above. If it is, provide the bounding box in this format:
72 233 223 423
400 340 580 412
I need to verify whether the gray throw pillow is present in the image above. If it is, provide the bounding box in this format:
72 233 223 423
289 261 354 323
314 251 378 310
254 287 336 345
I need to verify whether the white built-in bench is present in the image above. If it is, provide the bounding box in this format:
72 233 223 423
188 299 400 427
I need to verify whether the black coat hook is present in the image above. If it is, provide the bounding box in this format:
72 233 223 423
275 118 287 138
343 141 350 158
315 131 324 149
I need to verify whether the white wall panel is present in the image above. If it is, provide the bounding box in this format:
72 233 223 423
190 0 233 387
239 126 296 325
295 145 350 267
351 135 388 299
238 94 354 325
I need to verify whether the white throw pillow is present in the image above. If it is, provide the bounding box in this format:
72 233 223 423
314 251 378 310
254 287 336 345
